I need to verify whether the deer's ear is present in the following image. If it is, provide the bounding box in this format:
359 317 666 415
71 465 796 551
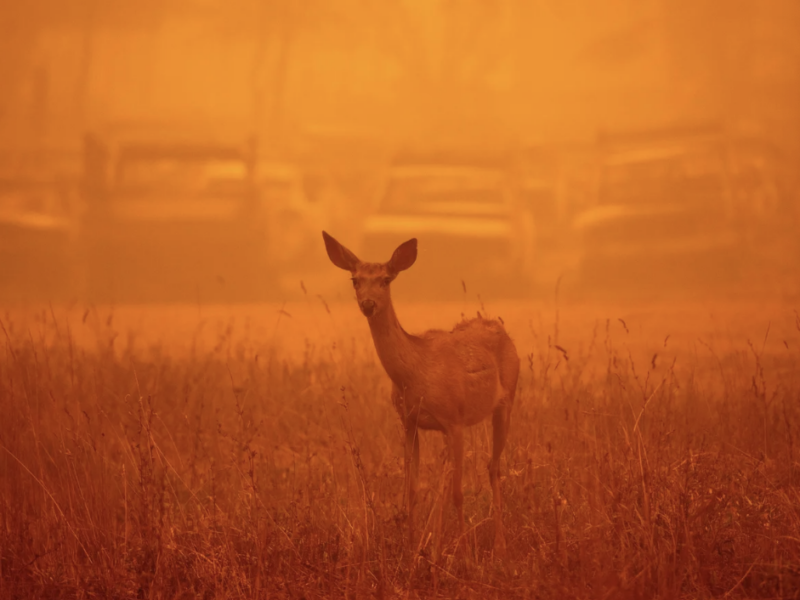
323 231 360 272
388 238 417 273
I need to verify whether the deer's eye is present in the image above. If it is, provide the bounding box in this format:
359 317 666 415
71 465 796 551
381 277 392 287
351 278 360 289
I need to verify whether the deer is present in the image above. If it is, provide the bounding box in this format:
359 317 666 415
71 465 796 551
322 231 520 555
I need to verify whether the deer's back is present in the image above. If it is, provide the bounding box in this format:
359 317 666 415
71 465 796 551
425 317 518 368
402 317 519 429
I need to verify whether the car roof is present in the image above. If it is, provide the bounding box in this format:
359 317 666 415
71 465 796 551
603 143 721 167
117 142 251 163
388 165 505 183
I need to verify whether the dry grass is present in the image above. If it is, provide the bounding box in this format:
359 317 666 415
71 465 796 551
1 298 800 599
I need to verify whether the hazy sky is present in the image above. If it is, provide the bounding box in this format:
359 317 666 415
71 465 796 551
2 0 796 150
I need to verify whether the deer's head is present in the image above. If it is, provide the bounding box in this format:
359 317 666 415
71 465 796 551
322 231 417 318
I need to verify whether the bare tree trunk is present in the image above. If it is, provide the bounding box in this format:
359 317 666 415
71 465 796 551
250 1 271 138
75 0 97 134
249 0 295 154
269 1 294 151
30 66 48 170
0 21 37 139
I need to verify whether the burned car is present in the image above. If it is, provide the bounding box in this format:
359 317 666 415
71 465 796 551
360 157 533 299
260 161 325 276
0 173 79 302
575 127 751 294
80 133 269 302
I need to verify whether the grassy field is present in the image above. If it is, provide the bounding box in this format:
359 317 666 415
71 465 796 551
1 296 800 598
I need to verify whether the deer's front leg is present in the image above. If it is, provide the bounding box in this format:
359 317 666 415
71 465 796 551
404 426 419 550
449 425 465 538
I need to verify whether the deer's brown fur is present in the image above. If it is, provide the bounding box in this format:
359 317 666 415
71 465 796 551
322 231 520 554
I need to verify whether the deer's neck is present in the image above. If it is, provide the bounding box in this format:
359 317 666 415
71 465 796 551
367 301 422 387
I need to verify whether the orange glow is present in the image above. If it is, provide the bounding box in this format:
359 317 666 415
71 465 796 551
1 4 800 594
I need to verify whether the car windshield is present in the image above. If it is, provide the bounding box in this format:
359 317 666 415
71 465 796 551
600 147 726 206
116 157 248 196
381 173 506 216
0 181 69 215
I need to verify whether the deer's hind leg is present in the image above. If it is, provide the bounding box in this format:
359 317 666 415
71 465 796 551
489 404 510 555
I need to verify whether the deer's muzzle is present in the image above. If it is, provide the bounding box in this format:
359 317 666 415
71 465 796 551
359 299 376 317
